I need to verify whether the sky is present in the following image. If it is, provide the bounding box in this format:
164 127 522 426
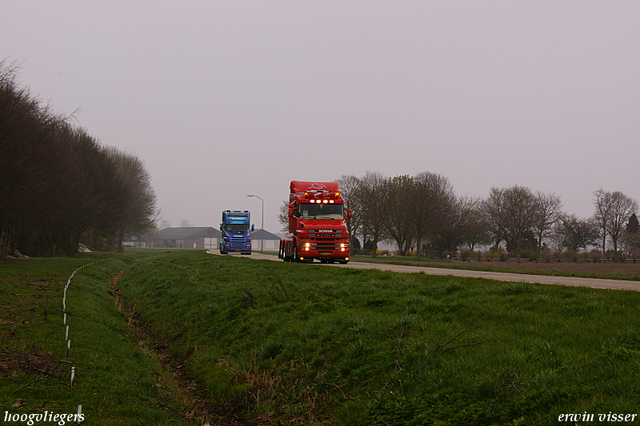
3 1 639 234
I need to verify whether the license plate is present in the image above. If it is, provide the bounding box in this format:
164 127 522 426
235 249 241 252
320 252 331 256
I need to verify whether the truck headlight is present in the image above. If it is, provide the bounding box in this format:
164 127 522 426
305 243 311 248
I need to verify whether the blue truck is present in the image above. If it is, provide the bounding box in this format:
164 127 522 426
219 210 254 254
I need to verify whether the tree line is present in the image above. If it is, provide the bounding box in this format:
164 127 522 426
337 171 639 260
0 61 157 258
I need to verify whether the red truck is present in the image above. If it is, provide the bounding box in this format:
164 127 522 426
278 181 352 264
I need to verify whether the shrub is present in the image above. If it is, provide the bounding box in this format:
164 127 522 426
459 248 471 262
589 249 603 263
486 245 503 260
564 250 578 263
520 249 538 260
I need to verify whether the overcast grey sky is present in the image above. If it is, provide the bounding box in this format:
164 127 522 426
3 1 639 234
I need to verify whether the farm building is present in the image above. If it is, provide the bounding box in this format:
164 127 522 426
155 227 222 249
250 229 281 251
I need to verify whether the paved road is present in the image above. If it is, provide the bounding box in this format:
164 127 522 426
208 251 640 292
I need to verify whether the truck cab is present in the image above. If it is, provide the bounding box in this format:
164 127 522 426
279 181 352 264
219 210 254 254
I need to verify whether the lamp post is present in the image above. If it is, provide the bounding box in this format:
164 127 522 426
247 194 264 252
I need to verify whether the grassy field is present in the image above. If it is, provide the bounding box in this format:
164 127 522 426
352 254 640 281
3 250 640 425
0 251 188 425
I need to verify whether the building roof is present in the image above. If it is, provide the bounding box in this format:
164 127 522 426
250 229 281 240
157 227 221 240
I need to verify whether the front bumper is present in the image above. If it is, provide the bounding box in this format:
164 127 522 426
297 246 349 261
223 242 251 253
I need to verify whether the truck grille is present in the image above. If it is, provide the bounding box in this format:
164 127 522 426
230 235 247 248
309 229 343 250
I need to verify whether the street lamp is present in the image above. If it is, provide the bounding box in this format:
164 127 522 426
247 194 264 252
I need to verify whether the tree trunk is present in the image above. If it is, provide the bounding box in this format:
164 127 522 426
0 224 11 259
117 229 125 253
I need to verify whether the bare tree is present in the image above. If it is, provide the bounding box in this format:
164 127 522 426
406 172 454 258
592 189 638 257
1 61 156 257
559 214 599 252
358 171 391 256
480 188 507 249
461 197 491 251
0 62 69 257
105 147 158 251
592 188 611 255
277 199 290 234
338 175 364 249
482 186 538 258
607 191 638 257
386 175 414 255
158 219 172 230
532 191 563 252
440 195 487 252
62 127 130 255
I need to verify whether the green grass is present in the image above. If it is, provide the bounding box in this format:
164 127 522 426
352 254 640 281
0 250 186 425
113 250 640 424
4 249 640 424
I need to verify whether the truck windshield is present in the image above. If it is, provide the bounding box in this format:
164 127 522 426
224 224 250 233
299 203 343 220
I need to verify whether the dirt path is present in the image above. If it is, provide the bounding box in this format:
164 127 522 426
217 252 640 292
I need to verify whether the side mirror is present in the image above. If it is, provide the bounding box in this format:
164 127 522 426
219 224 223 231
251 224 255 232
345 209 353 219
